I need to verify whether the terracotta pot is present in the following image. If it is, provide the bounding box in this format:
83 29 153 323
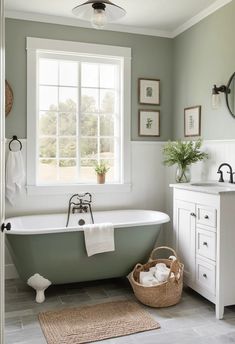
97 173 106 184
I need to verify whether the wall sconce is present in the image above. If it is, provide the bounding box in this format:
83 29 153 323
211 84 229 109
212 73 235 117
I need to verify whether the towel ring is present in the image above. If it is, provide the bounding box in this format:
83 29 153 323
9 135 22 151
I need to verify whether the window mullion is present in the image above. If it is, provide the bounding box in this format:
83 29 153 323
98 64 101 164
56 62 60 182
77 61 81 181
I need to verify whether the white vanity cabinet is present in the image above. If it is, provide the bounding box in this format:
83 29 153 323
171 184 235 319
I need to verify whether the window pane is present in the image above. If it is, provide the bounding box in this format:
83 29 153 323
81 88 99 113
59 87 78 110
58 99 77 113
100 90 115 113
39 111 57 136
81 138 97 159
59 138 76 158
39 86 58 111
81 114 98 136
100 115 114 136
81 63 99 87
39 138 56 158
59 61 78 86
80 159 96 182
100 138 114 159
59 113 77 136
39 59 58 85
100 64 117 88
58 159 77 181
38 159 57 182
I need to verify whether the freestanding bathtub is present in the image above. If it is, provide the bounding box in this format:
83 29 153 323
6 210 170 286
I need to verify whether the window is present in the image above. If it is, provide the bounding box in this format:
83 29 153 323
27 38 131 194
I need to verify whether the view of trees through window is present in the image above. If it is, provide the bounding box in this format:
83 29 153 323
37 58 121 184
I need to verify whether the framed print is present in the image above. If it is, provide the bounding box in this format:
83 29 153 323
138 110 160 137
184 106 201 137
138 78 160 105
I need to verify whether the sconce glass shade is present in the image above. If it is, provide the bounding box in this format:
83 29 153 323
212 93 220 109
211 84 226 110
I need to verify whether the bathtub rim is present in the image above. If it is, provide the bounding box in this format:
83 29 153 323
6 209 170 235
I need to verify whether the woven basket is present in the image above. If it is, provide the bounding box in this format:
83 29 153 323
129 246 184 308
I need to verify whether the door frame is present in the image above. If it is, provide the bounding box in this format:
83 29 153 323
0 0 5 342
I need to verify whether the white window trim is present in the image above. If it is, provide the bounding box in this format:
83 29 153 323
26 37 131 195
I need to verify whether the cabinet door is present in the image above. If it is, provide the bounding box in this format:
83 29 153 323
174 200 196 283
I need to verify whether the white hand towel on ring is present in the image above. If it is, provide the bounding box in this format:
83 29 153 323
6 150 25 205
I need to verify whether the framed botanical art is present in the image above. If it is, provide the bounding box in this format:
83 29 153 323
138 78 160 105
184 106 201 137
138 110 160 137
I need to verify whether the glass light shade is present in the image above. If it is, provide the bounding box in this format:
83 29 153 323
212 93 220 109
72 0 126 29
91 8 107 29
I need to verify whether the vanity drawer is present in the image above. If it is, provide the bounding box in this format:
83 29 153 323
196 228 216 261
196 205 216 228
196 258 216 294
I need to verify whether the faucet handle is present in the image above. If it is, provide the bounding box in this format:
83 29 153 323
227 171 235 183
217 170 224 182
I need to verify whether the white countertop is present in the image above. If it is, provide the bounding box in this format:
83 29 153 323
169 181 235 195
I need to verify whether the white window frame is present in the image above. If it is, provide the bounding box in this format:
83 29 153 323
26 37 131 195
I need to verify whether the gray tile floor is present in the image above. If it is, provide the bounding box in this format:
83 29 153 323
5 278 235 344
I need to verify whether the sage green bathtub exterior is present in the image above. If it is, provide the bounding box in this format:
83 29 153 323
7 225 162 284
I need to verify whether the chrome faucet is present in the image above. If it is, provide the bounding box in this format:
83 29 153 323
66 193 94 227
217 163 234 183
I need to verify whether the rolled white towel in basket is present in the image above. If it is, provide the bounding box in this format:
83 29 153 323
139 271 159 286
140 263 173 286
154 263 171 283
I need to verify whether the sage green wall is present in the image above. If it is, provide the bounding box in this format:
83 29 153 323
5 19 173 141
173 1 235 140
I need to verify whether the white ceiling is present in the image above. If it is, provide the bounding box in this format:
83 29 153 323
4 0 232 37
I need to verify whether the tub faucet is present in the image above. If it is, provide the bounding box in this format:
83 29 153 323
217 163 234 183
66 193 94 227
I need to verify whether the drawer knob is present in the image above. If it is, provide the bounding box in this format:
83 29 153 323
190 212 196 217
203 242 208 246
204 215 209 219
203 273 207 279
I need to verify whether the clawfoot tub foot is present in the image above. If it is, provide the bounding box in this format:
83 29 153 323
27 273 52 303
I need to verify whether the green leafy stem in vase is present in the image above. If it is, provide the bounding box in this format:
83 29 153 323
163 139 209 183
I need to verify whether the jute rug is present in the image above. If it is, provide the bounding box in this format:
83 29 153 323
38 300 160 344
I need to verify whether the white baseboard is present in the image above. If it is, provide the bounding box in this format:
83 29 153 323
5 264 19 279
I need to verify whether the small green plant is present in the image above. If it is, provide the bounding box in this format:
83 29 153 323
94 162 110 175
163 139 208 182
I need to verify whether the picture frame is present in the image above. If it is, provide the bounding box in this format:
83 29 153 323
184 106 201 137
138 110 160 137
138 78 160 105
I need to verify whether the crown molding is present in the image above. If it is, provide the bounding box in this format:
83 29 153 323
5 0 232 39
172 0 232 38
4 10 172 38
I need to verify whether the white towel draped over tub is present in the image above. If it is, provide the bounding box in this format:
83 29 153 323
83 223 115 257
6 150 25 205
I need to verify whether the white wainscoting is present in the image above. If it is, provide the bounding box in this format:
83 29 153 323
6 139 235 279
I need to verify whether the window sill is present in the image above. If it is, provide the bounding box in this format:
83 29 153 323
26 183 132 196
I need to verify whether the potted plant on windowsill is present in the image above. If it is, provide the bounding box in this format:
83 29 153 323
163 139 208 183
94 162 110 184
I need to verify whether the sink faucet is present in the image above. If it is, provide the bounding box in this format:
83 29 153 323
217 163 234 183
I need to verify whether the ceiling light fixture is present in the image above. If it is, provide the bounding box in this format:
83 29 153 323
72 0 126 29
